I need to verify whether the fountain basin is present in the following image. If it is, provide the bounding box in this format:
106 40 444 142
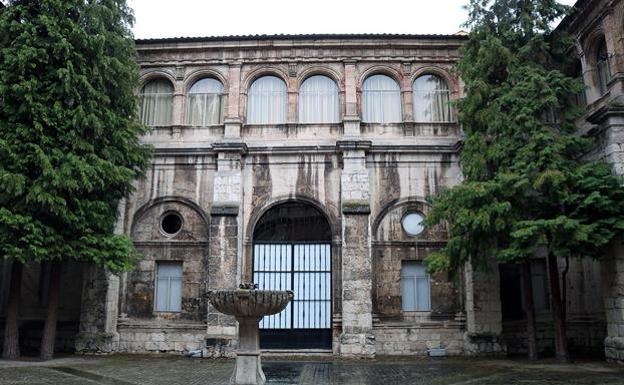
207 290 293 318
206 288 293 385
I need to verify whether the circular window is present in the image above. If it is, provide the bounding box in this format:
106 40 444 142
402 213 425 236
160 212 182 236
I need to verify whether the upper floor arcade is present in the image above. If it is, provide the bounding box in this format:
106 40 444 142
134 34 467 148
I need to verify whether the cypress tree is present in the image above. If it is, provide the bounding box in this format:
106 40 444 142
0 0 150 360
425 0 624 361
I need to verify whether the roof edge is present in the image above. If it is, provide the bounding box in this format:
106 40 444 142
134 33 469 45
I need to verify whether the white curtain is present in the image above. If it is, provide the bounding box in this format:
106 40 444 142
138 79 173 126
155 262 182 312
298 75 340 123
597 40 610 95
362 74 402 123
247 76 287 124
413 75 452 122
185 78 224 126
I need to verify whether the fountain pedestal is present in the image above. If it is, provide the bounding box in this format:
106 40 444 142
207 289 293 385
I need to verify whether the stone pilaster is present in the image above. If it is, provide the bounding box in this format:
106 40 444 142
603 241 624 363
343 60 361 138
172 65 185 126
337 140 375 357
224 63 242 140
463 261 505 355
75 266 120 354
595 107 624 363
75 199 128 354
206 142 247 356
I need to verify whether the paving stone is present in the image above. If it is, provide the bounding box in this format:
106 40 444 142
1 356 624 385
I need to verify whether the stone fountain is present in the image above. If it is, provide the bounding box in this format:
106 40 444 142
207 284 293 385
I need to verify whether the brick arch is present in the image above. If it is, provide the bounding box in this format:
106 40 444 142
137 70 177 94
411 66 458 94
358 65 404 91
240 66 290 95
296 66 343 90
183 68 229 94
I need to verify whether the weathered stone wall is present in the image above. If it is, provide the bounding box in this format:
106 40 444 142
70 31 616 358
374 322 465 356
464 262 505 355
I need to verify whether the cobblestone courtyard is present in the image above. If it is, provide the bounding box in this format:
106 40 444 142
1 355 623 385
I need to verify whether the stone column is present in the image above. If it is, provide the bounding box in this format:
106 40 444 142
206 142 247 357
337 140 375 357
172 66 186 127
401 62 413 122
463 261 505 355
603 241 624 363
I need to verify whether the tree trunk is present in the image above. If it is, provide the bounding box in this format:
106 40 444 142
2 261 22 360
521 262 538 360
40 261 61 361
547 253 570 362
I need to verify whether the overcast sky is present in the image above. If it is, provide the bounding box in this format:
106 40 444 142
128 0 577 40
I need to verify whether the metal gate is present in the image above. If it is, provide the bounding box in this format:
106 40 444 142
252 242 332 349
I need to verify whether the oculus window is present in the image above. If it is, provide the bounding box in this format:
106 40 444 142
138 79 173 126
402 212 425 236
185 78 224 126
247 76 287 124
362 74 402 123
413 75 452 122
160 212 182 236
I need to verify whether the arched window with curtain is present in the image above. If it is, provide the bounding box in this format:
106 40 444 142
247 76 287 124
362 74 402 123
413 75 452 122
597 38 610 95
298 75 340 123
185 78 224 126
138 79 173 126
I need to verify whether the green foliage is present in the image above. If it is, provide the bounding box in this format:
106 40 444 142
0 0 151 272
425 0 624 274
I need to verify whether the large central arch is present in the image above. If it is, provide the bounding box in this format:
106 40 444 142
252 202 332 349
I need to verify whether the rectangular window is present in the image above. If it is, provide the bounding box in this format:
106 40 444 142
155 262 182 312
401 261 431 311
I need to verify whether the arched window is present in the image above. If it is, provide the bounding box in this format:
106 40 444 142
597 38 610 95
298 75 340 123
571 59 587 108
413 75 452 122
247 76 287 124
362 74 402 123
185 78 224 126
138 79 173 126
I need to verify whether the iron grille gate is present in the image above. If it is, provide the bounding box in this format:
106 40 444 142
252 242 332 349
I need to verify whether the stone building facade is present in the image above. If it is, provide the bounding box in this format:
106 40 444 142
561 0 624 362
0 0 623 360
